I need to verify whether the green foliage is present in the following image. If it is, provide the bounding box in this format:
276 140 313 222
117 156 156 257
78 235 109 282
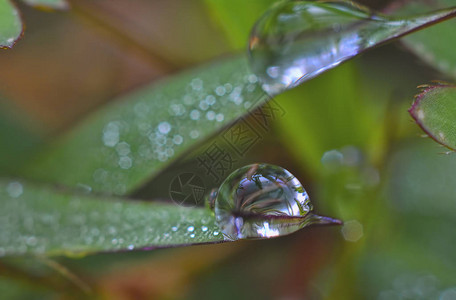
22 56 267 195
0 56 268 257
0 179 222 256
2 2 456 298
409 83 456 151
402 0 456 80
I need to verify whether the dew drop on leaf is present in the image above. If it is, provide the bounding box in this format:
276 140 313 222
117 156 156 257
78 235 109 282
211 163 340 241
248 0 456 95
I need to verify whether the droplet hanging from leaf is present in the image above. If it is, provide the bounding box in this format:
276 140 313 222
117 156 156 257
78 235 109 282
210 163 341 241
409 83 456 151
248 0 456 95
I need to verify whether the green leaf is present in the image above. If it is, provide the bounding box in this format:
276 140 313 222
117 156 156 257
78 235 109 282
0 97 42 175
23 56 267 195
401 0 456 79
0 179 223 257
20 0 68 10
0 1 22 49
409 83 456 151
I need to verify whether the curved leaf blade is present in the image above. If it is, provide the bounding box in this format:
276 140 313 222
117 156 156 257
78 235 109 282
21 0 68 10
0 179 223 257
23 56 267 195
401 0 456 79
409 83 456 150
0 1 22 49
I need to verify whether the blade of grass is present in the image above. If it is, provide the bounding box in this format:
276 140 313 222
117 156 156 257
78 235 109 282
22 55 268 195
0 178 224 257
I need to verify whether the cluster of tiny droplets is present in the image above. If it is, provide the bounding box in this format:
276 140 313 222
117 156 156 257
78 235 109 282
1 61 264 255
0 180 224 256
89 61 263 194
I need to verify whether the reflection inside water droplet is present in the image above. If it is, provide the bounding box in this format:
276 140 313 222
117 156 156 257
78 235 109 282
249 1 456 95
211 163 340 240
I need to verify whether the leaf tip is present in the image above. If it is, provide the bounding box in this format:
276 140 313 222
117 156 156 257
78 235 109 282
409 82 456 152
0 0 25 49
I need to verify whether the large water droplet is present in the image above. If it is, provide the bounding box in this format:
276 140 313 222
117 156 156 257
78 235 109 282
249 1 456 95
212 163 340 240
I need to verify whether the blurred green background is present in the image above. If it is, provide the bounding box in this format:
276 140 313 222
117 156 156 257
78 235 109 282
1 0 456 299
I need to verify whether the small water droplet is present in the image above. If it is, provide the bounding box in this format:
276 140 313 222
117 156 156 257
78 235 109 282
169 103 185 116
191 78 203 91
118 156 133 169
127 244 135 250
341 220 364 242
173 134 183 145
171 226 178 232
190 109 201 120
199 100 209 111
247 74 258 83
187 226 195 232
224 83 233 93
206 95 216 105
190 130 200 139
116 142 131 156
212 163 340 240
93 168 108 182
158 122 171 134
215 86 226 96
190 233 195 238
321 150 343 169
201 226 208 232
249 1 456 95
102 122 120 147
6 181 23 198
206 111 216 121
215 113 225 122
